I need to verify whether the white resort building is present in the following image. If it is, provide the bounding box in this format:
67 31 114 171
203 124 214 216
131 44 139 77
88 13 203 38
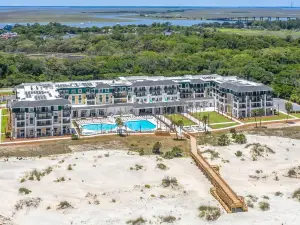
10 74 273 138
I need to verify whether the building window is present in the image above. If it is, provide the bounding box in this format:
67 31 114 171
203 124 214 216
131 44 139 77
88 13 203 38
100 95 103 103
72 96 75 104
106 94 109 103
78 89 82 94
71 89 76 94
79 95 82 104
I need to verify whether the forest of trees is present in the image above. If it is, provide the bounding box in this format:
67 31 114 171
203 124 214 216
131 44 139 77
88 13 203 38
0 22 300 103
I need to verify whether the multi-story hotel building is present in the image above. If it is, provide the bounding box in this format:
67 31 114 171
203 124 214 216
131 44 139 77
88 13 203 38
10 74 273 138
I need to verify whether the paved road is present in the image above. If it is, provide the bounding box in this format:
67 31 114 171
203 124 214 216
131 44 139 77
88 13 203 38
273 98 300 113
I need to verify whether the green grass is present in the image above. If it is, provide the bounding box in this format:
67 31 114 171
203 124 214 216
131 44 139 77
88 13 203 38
1 134 5 142
0 91 13 96
242 113 292 123
291 113 300 119
1 115 7 133
210 122 239 129
192 111 233 124
219 28 300 38
2 109 8 115
165 114 196 126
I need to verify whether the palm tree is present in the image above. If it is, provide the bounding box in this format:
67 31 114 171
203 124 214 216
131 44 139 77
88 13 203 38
257 108 265 127
177 119 184 139
251 109 259 128
202 115 208 132
172 120 179 140
115 117 124 136
285 101 293 122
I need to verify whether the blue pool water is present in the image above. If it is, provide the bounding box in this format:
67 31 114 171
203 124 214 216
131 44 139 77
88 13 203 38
82 120 156 132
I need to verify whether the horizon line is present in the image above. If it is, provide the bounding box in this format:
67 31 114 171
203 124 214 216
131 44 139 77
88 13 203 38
0 5 299 7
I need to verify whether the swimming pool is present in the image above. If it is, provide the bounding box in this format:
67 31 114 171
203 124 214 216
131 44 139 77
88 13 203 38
81 120 156 133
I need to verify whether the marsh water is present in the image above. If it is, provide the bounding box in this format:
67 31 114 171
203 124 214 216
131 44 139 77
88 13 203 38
0 6 298 28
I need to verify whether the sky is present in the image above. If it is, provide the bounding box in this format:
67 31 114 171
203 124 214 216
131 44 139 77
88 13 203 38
0 0 298 7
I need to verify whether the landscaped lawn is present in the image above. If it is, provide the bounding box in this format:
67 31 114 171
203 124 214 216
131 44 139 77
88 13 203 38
210 122 239 129
1 108 8 115
291 113 300 119
242 113 293 123
1 115 7 133
165 114 196 126
191 111 233 124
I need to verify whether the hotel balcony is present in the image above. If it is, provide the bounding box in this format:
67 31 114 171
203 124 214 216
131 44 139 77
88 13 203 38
17 123 25 128
36 114 52 120
16 116 25 121
37 122 52 126
63 118 71 124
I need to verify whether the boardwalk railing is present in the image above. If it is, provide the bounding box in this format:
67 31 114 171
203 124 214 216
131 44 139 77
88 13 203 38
188 133 247 213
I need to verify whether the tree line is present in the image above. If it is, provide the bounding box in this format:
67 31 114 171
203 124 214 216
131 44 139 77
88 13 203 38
0 23 300 104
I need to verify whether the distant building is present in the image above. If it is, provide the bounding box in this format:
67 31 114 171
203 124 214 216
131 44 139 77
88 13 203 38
0 32 18 39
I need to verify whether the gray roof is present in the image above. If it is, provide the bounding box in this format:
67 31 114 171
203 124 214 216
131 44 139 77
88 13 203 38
218 81 272 93
133 100 188 109
73 103 134 110
132 80 177 87
96 83 111 89
11 99 70 108
190 79 206 84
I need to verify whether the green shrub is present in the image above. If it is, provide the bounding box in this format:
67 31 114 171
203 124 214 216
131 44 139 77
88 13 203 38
54 177 65 182
274 192 283 197
126 217 147 225
235 151 243 157
217 134 230 146
138 149 144 156
19 187 31 195
163 146 183 159
144 184 151 189
259 201 270 211
160 216 176 223
67 165 73 171
162 177 178 188
5 132 11 138
71 134 79 140
130 164 143 171
152 142 162 154
198 205 221 221
234 133 247 144
292 188 300 201
57 201 73 209
201 149 219 160
156 163 167 170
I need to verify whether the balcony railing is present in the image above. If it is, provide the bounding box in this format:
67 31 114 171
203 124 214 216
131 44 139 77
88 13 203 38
16 116 25 121
114 93 127 98
17 123 25 127
63 119 71 124
37 122 52 126
36 115 52 120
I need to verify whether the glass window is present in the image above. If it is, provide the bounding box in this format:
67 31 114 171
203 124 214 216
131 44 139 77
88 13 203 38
78 89 82 94
72 96 75 104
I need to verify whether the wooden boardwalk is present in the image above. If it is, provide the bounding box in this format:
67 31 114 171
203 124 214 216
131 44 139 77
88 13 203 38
188 134 247 213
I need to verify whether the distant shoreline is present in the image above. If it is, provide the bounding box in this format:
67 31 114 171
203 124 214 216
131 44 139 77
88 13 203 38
0 6 300 8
